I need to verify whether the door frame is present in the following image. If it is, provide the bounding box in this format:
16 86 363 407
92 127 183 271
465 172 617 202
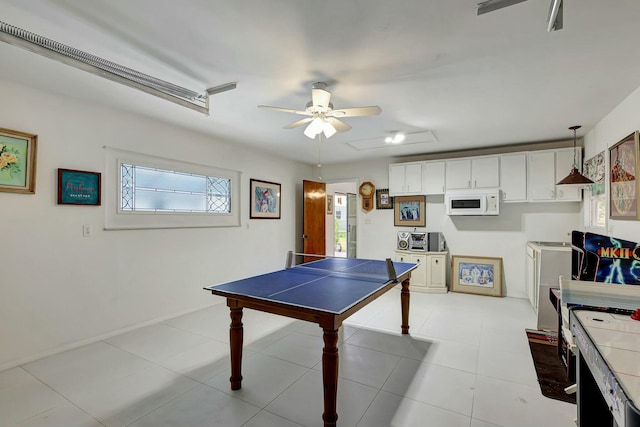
325 180 358 257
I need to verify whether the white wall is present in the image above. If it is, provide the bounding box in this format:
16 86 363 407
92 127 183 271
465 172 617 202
0 80 309 369
584 83 640 240
320 160 582 299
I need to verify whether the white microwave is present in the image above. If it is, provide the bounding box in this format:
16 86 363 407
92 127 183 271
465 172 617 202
445 189 500 216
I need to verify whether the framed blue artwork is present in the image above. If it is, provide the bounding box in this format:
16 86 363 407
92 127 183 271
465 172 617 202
250 178 281 219
451 255 503 297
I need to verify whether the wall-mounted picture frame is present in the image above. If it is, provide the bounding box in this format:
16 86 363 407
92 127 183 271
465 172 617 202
0 128 38 194
57 168 102 205
250 178 281 219
327 194 333 215
451 255 503 297
376 188 394 209
609 131 639 220
583 151 606 196
394 195 425 227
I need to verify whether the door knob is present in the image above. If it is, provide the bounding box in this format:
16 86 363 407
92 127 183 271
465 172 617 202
302 234 309 239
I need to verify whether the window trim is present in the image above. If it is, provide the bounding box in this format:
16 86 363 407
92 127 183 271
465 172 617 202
104 147 241 229
583 188 607 233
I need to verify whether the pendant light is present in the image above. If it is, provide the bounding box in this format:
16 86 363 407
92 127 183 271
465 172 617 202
556 125 594 185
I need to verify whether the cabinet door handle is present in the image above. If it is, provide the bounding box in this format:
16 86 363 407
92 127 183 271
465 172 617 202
435 259 439 264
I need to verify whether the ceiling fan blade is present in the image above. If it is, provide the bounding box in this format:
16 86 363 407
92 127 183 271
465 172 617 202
311 86 332 110
328 106 382 118
284 117 313 129
258 105 310 116
477 0 528 15
327 117 352 132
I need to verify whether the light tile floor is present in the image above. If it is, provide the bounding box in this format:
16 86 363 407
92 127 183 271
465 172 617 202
0 291 577 427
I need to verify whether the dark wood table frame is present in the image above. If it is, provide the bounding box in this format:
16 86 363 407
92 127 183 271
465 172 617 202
208 271 413 427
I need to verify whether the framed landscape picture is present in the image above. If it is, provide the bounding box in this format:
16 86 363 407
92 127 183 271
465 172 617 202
0 128 38 194
451 255 503 297
394 195 425 227
250 178 281 219
609 131 639 220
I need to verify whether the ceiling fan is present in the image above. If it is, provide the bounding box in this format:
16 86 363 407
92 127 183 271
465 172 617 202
258 82 382 139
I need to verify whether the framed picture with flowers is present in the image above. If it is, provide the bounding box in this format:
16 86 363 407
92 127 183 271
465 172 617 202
0 128 38 194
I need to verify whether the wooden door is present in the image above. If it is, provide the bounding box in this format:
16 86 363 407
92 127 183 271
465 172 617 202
303 180 326 263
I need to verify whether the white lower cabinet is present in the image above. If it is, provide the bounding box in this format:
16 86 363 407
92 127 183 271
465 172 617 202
395 250 448 293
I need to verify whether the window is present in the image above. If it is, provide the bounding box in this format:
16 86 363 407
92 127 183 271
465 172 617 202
584 191 606 231
590 195 606 228
120 164 231 214
105 147 240 229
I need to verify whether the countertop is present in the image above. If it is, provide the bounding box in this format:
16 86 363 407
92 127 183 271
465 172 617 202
527 241 572 252
574 310 640 407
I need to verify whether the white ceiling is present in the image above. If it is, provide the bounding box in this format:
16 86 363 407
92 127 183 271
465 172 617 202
2 0 640 165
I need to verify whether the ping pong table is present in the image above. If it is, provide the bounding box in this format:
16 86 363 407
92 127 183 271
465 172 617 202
204 253 418 427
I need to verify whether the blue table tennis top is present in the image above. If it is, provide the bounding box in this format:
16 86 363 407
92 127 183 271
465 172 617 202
205 258 417 314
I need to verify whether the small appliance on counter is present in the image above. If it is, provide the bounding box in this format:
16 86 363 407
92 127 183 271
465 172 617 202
409 232 427 251
428 232 447 252
397 232 410 250
397 231 446 252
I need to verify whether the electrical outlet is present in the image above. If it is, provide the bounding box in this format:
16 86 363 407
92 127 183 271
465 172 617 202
82 224 92 237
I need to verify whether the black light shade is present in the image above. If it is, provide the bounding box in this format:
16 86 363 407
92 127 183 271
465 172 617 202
556 125 594 185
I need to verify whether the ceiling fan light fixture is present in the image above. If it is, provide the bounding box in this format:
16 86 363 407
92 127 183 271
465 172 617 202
322 121 337 138
557 125 594 186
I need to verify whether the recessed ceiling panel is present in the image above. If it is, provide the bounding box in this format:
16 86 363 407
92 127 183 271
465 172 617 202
347 130 438 150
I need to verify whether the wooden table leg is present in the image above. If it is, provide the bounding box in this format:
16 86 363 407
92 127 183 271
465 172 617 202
321 328 339 427
229 302 243 390
401 278 410 334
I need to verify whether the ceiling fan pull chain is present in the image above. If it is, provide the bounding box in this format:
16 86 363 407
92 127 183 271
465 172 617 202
317 134 323 180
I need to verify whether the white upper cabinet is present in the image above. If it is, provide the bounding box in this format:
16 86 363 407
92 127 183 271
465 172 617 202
445 159 471 190
389 162 424 195
529 151 556 201
499 152 527 202
423 160 446 195
528 148 582 202
473 156 500 188
445 156 499 190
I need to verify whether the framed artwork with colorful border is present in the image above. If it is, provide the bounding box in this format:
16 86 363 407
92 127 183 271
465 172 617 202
609 131 639 220
57 168 102 205
250 178 281 219
0 128 38 194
